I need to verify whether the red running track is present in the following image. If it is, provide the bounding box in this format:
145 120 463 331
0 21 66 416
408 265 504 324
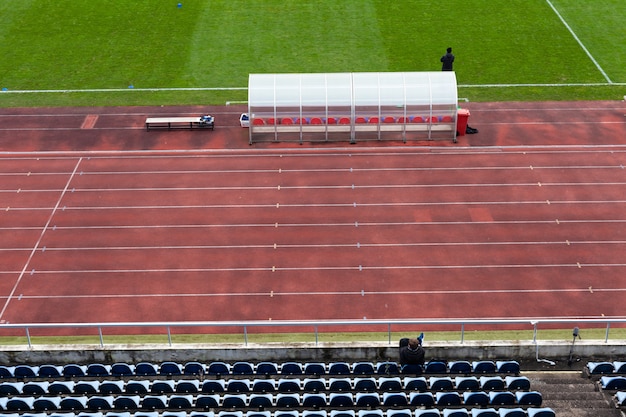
0 101 625 333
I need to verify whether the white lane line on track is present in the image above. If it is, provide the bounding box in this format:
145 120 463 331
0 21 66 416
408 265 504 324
9 287 626 299
0 157 82 320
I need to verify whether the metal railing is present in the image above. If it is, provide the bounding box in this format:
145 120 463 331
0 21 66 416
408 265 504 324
1 318 625 348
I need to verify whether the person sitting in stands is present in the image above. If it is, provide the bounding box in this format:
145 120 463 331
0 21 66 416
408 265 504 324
399 335 425 370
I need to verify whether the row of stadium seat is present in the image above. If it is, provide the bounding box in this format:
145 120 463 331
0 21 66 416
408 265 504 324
0 361 520 379
251 116 455 126
584 361 626 376
0 407 557 417
0 376 531 396
0 390 543 411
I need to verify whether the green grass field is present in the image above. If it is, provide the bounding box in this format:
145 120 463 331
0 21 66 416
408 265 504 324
0 0 624 107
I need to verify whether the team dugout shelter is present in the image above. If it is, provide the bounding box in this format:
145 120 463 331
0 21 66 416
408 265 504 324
247 71 460 145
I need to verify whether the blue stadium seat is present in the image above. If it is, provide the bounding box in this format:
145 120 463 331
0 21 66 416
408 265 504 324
497 408 526 417
352 362 375 375
75 380 100 395
142 395 167 410
135 412 158 417
232 362 255 376
470 408 498 417
430 376 454 391
388 410 414 417
33 397 61 411
227 379 251 393
505 376 531 391
378 377 402 392
163 412 187 417
14 365 39 378
455 376 480 391
403 376 427 392
442 409 469 417
304 363 326 376
527 408 555 417
49 381 74 395
302 393 327 408
246 411 271 417
60 396 88 411
218 412 243 417
472 361 496 374
277 411 300 417
358 410 383 417
0 366 15 378
159 362 183 376
176 379 200 394
63 364 87 378
437 391 462 406
135 363 158 376
87 364 111 377
376 362 400 375
614 361 626 373
110 363 135 377
100 381 124 395
112 396 140 411
480 376 504 391
275 393 301 408
256 362 278 376
277 378 301 393
415 411 441 417
329 392 353 407
248 394 273 409
202 380 226 394
600 376 626 390
586 361 614 375
207 362 231 376
190 412 215 417
183 362 206 376
0 382 24 395
169 395 194 409
424 361 447 374
489 391 516 406
151 380 175 394
355 392 380 407
329 410 355 417
409 392 435 407
105 412 132 417
463 391 489 406
328 362 351 375
38 364 63 378
87 397 114 411
125 380 150 395
496 361 520 374
79 412 104 417
383 392 409 407
252 379 276 393
328 378 351 392
516 391 543 406
7 397 35 411
280 362 303 376
615 391 626 406
353 377 377 392
448 361 472 374
195 395 220 409
222 394 247 409
303 378 326 393
22 381 49 395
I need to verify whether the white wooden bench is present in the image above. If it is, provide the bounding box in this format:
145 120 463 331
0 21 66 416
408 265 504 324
145 116 214 131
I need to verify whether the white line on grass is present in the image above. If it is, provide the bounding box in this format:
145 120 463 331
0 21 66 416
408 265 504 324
544 0 612 84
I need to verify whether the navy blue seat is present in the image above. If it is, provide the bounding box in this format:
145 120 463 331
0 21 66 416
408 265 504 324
600 376 626 390
614 361 626 373
378 377 402 392
408 392 434 407
355 393 380 407
436 392 462 406
222 394 246 409
0 382 24 395
227 379 250 393
38 364 63 378
328 378 351 392
328 392 352 407
22 381 49 395
7 397 35 411
463 391 489 406
169 395 193 410
135 363 158 376
151 380 175 394
49 381 74 395
87 364 111 377
176 380 200 394
256 362 278 376
479 376 504 390
111 363 135 377
328 362 351 375
232 362 254 376
248 394 273 409
615 391 626 406
358 411 383 417
280 362 303 376
302 378 326 393
0 366 15 378
400 364 423 375
142 395 167 410
275 393 301 408
302 393 327 408
75 380 100 394
113 396 140 410
497 408 526 417
403 376 427 391
376 362 400 375
202 380 225 394
63 364 87 378
516 391 543 406
384 392 409 407
87 396 114 411
448 361 472 374
352 362 375 375
207 362 230 376
60 396 88 411
277 379 300 393
183 362 206 376
527 408 556 417
252 379 275 393
455 376 480 391
33 397 61 411
329 411 355 417
100 380 125 395
14 365 39 378
125 380 149 394
470 408 498 417
388 410 413 417
472 361 496 374
159 362 182 376
304 363 326 376
414 411 440 417
586 361 614 375
424 361 447 374
505 376 531 390
195 395 220 409
496 361 520 374
354 377 376 392
489 391 516 406
442 409 468 417
430 376 454 391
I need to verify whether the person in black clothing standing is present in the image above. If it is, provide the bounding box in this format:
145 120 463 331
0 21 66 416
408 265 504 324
441 47 454 71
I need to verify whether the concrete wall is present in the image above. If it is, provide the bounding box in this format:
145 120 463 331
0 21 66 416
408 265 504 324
1 340 624 370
